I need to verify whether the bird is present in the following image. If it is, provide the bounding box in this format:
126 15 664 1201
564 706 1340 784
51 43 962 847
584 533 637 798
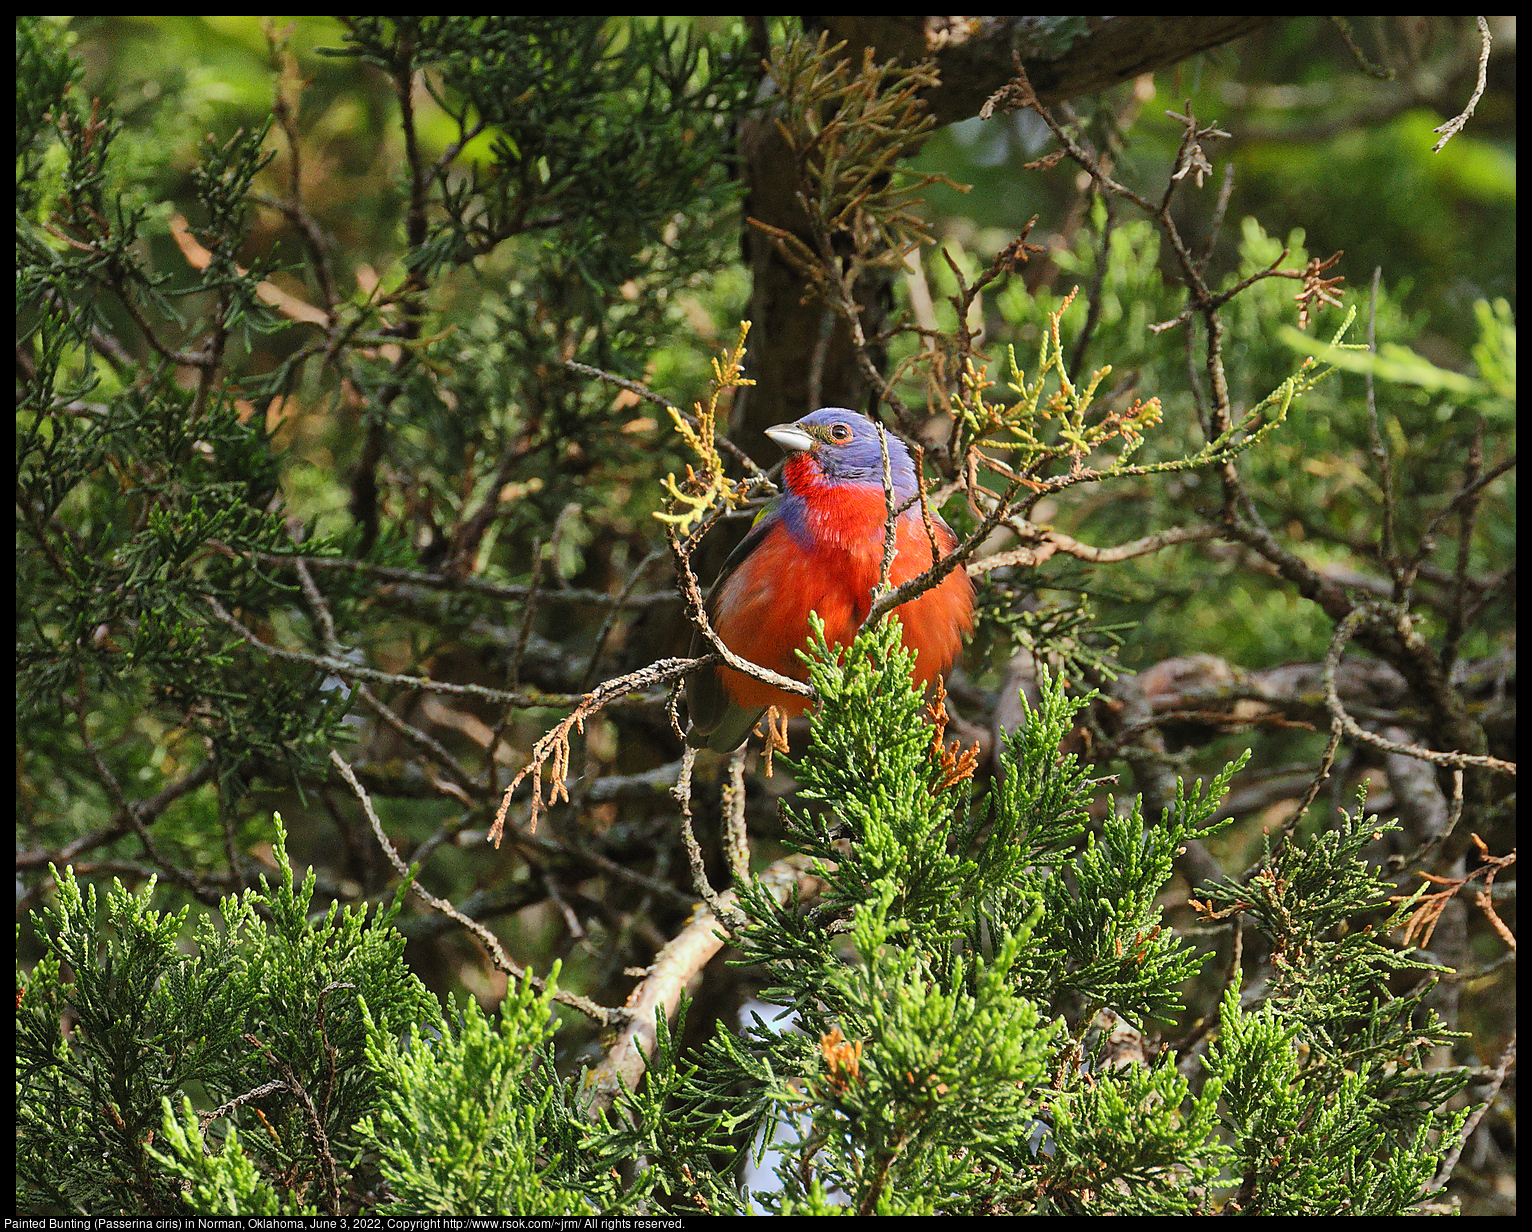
685 407 974 751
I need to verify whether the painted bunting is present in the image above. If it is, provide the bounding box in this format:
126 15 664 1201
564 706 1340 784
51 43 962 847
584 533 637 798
685 407 974 751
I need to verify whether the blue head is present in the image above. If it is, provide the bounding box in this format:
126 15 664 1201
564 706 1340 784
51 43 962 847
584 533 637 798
765 408 919 500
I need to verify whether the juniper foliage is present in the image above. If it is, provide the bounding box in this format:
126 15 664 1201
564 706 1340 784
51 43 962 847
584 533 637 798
17 624 1475 1214
606 622 1472 1215
17 821 436 1215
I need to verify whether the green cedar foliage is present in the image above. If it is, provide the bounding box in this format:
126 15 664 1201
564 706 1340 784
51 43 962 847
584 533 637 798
356 973 613 1215
1208 990 1467 1217
17 12 754 874
18 813 618 1216
624 621 1468 1215
16 628 1473 1215
1198 804 1471 1215
17 818 437 1215
18 15 347 833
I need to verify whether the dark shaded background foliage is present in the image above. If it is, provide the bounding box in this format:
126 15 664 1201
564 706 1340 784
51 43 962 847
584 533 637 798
17 14 1514 1214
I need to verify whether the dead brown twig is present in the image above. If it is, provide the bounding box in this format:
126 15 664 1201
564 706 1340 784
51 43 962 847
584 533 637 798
488 655 709 844
1396 834 1516 951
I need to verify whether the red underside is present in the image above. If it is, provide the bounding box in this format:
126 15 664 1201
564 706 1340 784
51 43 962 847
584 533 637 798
710 473 973 715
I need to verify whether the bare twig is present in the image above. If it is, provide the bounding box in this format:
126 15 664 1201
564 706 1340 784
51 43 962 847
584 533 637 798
673 747 745 930
666 523 816 706
1069 198 1116 381
207 593 652 712
582 541 670 688
15 761 218 871
70 673 222 906
509 536 546 689
241 548 683 609
1362 267 1400 587
564 359 774 485
1431 17 1493 152
1440 415 1484 675
198 1080 288 1131
970 520 1216 575
243 1032 342 1215
1399 452 1518 600
331 749 617 1026
722 746 751 887
1328 17 1396 81
1323 606 1515 776
874 418 898 596
861 473 1023 630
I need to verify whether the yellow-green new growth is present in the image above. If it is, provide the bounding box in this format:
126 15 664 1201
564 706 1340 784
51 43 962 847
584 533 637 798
654 321 757 535
953 290 1365 491
953 288 1165 476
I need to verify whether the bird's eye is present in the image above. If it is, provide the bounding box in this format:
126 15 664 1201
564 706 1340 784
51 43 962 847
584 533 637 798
829 422 852 442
